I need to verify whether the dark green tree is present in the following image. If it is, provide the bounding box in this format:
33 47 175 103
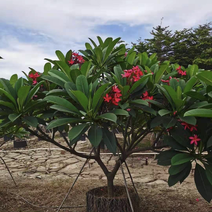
133 22 212 70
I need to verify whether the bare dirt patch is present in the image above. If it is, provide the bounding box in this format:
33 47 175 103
0 176 211 212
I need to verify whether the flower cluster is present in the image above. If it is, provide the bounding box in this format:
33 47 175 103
29 72 40 85
161 76 172 85
141 91 153 101
104 85 122 106
180 122 197 132
176 66 186 76
179 121 201 145
68 52 85 65
121 66 143 82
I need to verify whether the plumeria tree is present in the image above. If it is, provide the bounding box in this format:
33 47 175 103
0 37 212 210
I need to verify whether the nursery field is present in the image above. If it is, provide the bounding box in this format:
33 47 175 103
0 138 212 212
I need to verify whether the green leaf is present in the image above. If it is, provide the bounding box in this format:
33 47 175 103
71 90 88 111
92 83 110 111
44 62 51 75
0 78 16 98
89 38 98 48
68 124 88 145
23 116 38 127
195 163 212 202
164 135 187 150
44 96 79 113
185 91 206 101
49 69 70 83
155 62 169 83
70 69 81 83
205 164 212 186
180 116 196 125
14 78 24 93
104 37 121 62
183 77 197 93
55 50 65 61
65 50 72 63
127 52 136 65
162 117 177 129
163 85 184 109
47 118 82 129
130 99 149 106
85 42 93 50
156 150 178 166
0 100 15 110
110 109 129 116
169 78 178 91
171 153 194 165
76 75 89 96
88 125 103 147
0 88 16 106
102 128 117 154
158 109 171 116
207 136 212 148
184 109 212 118
42 75 64 87
98 113 117 123
10 74 18 87
169 162 191 175
8 113 21 122
188 64 198 77
168 163 191 186
97 36 103 46
80 61 91 76
150 116 163 128
50 105 78 114
25 81 44 105
55 61 71 79
17 86 31 108
197 71 212 85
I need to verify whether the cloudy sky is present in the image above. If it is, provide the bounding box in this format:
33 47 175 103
0 0 211 79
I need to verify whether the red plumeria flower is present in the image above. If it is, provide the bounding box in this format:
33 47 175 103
176 66 181 71
167 126 174 132
34 72 40 78
173 111 177 115
141 91 153 101
29 72 41 84
103 94 112 102
127 108 131 111
112 85 121 93
180 122 197 132
133 76 140 82
181 122 190 130
121 70 132 78
143 91 149 97
29 73 35 79
124 52 128 57
189 134 201 145
112 98 119 105
179 70 186 76
161 76 172 85
68 59 75 65
68 52 85 65
32 80 37 85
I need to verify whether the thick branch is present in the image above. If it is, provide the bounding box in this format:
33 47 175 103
24 126 96 160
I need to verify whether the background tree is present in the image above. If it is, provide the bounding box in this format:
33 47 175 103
133 22 212 69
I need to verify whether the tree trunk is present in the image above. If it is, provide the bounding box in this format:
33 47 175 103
107 174 115 197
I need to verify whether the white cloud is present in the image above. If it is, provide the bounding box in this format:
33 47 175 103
0 0 211 42
0 38 57 78
0 0 211 78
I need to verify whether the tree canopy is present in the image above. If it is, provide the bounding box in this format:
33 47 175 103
133 22 212 70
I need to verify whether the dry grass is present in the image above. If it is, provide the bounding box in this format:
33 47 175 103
0 177 211 212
